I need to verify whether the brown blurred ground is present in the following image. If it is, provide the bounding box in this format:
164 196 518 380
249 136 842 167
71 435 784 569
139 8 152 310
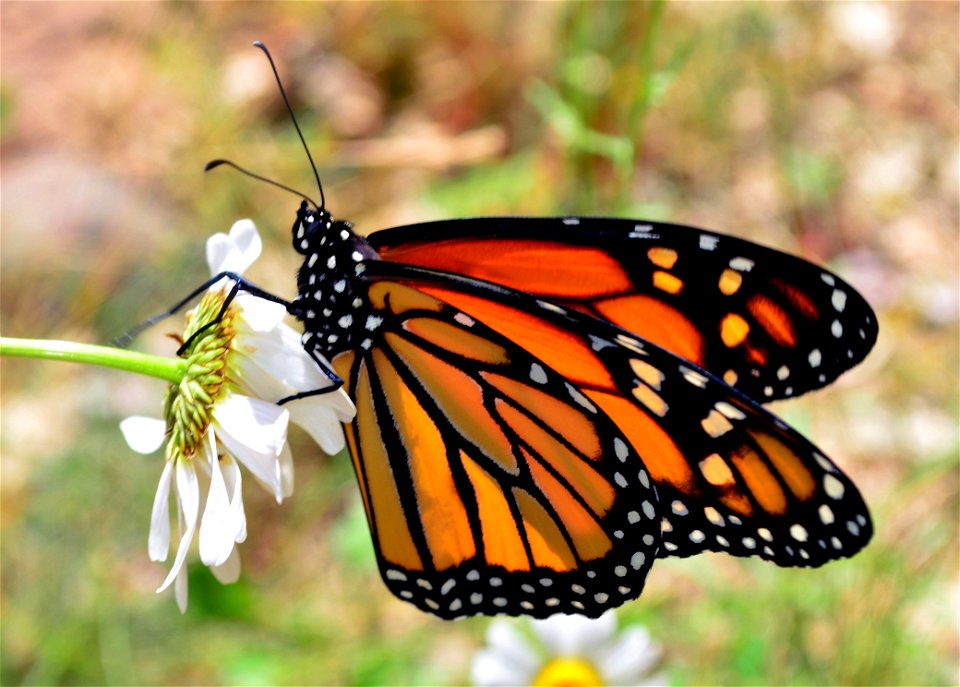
1 3 957 685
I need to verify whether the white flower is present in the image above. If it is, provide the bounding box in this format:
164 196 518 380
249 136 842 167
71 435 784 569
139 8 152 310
120 219 355 612
471 611 668 687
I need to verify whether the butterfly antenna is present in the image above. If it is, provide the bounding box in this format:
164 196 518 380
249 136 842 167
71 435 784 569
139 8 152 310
252 40 326 210
204 159 319 208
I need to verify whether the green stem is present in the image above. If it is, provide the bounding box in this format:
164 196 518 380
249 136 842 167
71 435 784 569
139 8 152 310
0 337 185 384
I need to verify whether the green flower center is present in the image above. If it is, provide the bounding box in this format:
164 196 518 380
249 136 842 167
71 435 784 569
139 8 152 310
164 291 237 462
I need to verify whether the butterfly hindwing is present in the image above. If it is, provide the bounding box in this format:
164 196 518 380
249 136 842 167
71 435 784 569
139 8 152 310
362 261 873 568
331 277 661 619
369 217 878 402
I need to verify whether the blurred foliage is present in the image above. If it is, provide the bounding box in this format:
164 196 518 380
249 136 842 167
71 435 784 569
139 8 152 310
1 2 957 685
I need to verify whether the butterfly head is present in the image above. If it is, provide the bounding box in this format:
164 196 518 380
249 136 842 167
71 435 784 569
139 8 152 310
290 200 380 358
291 200 336 256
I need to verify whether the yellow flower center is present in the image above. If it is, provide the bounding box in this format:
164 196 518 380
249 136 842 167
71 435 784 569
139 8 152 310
532 657 604 687
164 290 236 462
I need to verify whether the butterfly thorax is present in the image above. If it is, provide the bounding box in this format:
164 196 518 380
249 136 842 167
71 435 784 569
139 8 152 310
289 200 380 358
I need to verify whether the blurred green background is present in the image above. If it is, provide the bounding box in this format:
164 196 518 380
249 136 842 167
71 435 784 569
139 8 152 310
1 2 957 685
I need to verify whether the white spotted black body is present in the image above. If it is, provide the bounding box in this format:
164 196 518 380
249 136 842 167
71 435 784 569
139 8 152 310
290 200 380 358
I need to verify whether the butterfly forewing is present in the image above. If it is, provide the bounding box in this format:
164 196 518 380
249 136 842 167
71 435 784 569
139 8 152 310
332 279 661 619
363 262 873 568
369 217 878 402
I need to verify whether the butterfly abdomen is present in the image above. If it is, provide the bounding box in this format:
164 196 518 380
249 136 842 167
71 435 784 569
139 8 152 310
290 201 381 359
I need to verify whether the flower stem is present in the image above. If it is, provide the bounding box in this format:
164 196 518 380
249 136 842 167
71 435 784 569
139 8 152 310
0 337 185 384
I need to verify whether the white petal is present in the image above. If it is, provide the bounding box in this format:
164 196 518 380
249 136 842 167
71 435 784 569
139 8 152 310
278 442 294 499
206 219 262 275
156 460 200 593
470 648 538 687
198 436 239 567
636 671 670 687
231 324 325 396
598 626 663 684
533 610 617 657
148 461 174 561
210 546 242 585
288 401 347 456
484 620 540 676
174 562 189 613
221 454 248 543
120 416 167 454
234 294 287 332
213 394 289 500
227 219 262 270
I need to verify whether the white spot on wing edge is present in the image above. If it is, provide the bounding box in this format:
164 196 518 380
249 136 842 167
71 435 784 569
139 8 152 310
629 223 654 238
614 437 629 462
832 289 847 312
530 363 548 385
700 234 719 250
679 365 709 388
454 312 475 327
565 382 597 413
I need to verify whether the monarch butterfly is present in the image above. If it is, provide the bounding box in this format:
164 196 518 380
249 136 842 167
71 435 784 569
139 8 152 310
215 43 875 620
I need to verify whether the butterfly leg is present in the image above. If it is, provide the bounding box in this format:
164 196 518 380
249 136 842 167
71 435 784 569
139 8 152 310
113 271 290 348
276 346 344 404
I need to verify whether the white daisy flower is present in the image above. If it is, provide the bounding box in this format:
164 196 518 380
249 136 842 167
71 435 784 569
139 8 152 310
120 219 355 612
470 611 668 687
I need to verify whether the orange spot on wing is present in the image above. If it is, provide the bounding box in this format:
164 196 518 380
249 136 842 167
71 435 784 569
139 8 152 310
630 358 664 390
699 453 735 488
522 450 606 566
720 313 750 347
419 286 617 390
482 372 601 460
352 355 424 571
594 295 704 365
336 354 370 517
745 345 768 366
697 453 754 516
719 491 755 517
719 268 743 295
632 383 668 417
461 452 531 570
653 271 684 294
403 316 509 364
701 409 734 438
368 281 443 313
513 485 604 568
373 349 476 569
750 430 817 500
771 279 820 320
729 444 787 515
587 391 696 492
747 295 796 347
494 398 614 517
380 239 634 299
647 247 678 269
386 333 519 474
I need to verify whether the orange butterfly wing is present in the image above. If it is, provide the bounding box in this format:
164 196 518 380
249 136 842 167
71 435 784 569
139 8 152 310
369 218 877 402
331 278 661 619
362 262 872 567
